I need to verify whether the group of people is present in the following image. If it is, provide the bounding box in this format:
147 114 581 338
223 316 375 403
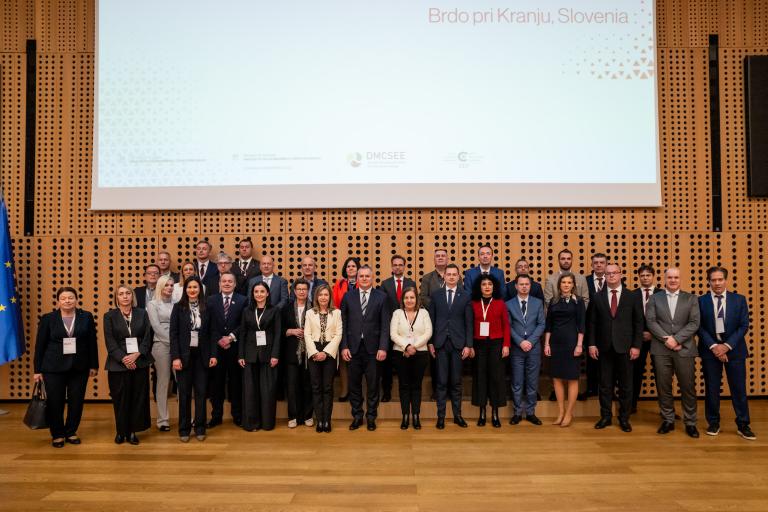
32 239 757 448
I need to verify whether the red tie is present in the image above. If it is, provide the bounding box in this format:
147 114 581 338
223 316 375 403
610 289 618 317
395 279 402 303
644 288 650 302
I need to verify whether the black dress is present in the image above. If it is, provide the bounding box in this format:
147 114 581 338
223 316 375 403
545 297 585 380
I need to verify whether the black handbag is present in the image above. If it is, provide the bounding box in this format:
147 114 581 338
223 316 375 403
23 381 48 430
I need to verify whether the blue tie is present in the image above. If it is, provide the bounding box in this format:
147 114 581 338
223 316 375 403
447 289 454 308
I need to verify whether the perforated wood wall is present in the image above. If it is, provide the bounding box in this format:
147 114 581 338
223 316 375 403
1 0 767 400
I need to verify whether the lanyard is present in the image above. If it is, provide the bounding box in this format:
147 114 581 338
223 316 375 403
255 308 266 330
122 311 132 336
481 298 493 322
407 309 419 332
62 315 76 337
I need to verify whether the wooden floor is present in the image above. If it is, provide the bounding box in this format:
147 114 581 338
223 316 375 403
0 400 766 512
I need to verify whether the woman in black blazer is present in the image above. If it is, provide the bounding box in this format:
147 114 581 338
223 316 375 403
170 276 217 442
104 284 154 445
239 281 282 431
282 278 313 428
33 287 99 448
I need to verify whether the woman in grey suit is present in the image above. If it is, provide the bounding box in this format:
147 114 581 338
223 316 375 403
146 275 175 431
104 284 154 445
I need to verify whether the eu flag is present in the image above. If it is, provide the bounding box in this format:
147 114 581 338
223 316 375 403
0 194 25 365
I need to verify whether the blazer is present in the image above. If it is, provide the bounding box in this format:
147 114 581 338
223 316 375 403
232 258 261 296
428 287 474 350
304 308 343 360
34 309 99 374
169 303 213 366
390 308 432 352
200 293 247 358
341 287 391 354
697 292 750 361
587 286 644 353
645 290 700 357
248 274 289 311
419 269 463 308
544 271 590 306
103 308 154 371
332 278 355 309
379 276 417 314
471 299 511 347
506 296 546 348
505 278 545 302
239 305 282 363
282 300 309 365
463 266 507 299
196 260 220 297
134 285 155 309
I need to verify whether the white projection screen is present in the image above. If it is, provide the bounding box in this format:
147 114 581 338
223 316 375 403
92 0 661 210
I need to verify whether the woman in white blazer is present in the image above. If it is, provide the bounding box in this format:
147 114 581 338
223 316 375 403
390 286 432 430
304 284 343 433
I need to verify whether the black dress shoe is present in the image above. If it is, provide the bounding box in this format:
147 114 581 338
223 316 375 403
114 434 125 445
477 407 486 427
316 423 324 433
325 421 332 433
233 418 242 427
619 420 632 433
685 425 700 438
158 425 171 432
525 414 543 426
400 415 409 430
128 433 140 445
381 393 392 403
367 420 377 431
594 417 612 429
491 409 501 428
206 418 222 429
412 414 421 430
453 416 468 428
510 415 522 425
52 439 65 448
338 394 349 402
657 422 674 434
349 417 363 430
436 417 445 429
65 436 81 445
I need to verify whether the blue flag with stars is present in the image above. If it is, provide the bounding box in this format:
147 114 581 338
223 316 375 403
0 194 25 365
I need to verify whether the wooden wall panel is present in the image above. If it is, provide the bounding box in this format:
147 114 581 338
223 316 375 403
1 0 767 399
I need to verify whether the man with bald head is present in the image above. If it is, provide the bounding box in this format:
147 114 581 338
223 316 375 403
294 256 328 305
645 268 701 438
247 255 289 311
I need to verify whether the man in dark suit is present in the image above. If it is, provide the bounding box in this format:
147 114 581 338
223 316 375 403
698 266 755 440
195 239 219 297
505 258 544 302
341 265 391 431
378 254 417 402
588 263 644 432
247 255 289 310
155 251 179 283
135 264 160 309
292 256 328 305
232 237 261 296
202 272 247 427
463 244 507 299
428 263 473 429
632 264 663 412
584 252 608 398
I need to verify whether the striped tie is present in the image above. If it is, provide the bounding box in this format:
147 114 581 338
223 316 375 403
224 296 230 319
361 290 368 317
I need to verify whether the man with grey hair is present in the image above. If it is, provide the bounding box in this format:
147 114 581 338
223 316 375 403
645 267 701 438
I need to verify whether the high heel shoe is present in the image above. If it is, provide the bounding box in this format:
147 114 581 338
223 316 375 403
477 407 487 427
560 415 573 428
552 415 564 426
325 421 332 433
316 423 324 433
400 414 409 430
412 414 421 430
491 407 501 428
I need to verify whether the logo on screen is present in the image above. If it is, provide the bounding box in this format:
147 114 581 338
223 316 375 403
347 152 363 167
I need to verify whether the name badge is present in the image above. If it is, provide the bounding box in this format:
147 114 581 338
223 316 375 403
190 331 199 347
63 337 77 355
716 317 725 334
256 331 267 346
479 321 490 337
126 337 139 354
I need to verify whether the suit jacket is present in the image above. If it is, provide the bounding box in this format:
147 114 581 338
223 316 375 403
103 308 154 371
200 293 247 358
427 287 474 350
341 287 391 354
544 271 590 306
34 309 99 373
419 269 463 308
697 292 750 360
162 271 180 283
379 276 417 314
463 266 507 299
506 296 546 348
282 299 309 365
247 274 289 311
196 260 220 297
239 305 282 363
232 258 261 296
169 303 213 366
505 278 545 302
587 286 644 353
645 290 700 357
134 285 155 309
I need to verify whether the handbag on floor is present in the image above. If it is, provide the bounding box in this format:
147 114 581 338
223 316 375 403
23 380 48 430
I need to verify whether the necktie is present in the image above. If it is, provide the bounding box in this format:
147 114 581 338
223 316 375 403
265 276 272 289
645 288 650 302
396 279 402 303
610 289 618 317
447 289 454 308
521 300 527 319
240 261 247 273
199 263 206 279
716 295 724 319
361 290 368 317
223 296 230 319
596 276 603 291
